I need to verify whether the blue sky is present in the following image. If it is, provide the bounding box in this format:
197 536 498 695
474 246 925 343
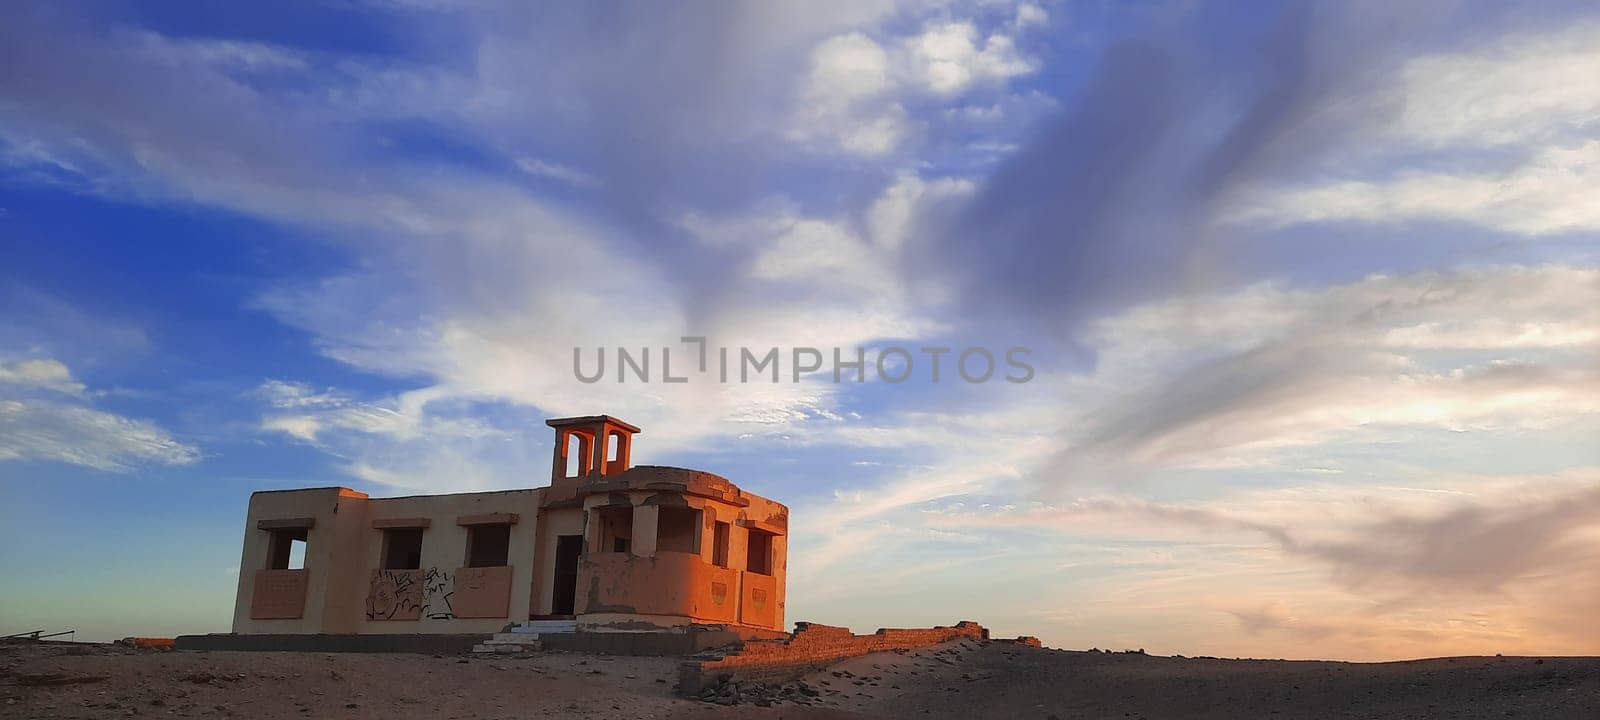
2 1 1598 659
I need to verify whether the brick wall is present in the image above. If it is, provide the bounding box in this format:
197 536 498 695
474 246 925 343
678 620 987 695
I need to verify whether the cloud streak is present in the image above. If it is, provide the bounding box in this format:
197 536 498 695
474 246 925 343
0 358 198 472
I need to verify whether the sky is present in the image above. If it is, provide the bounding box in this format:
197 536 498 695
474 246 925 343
1 1 1597 660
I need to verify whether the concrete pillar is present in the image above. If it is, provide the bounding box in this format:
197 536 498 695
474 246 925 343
632 505 659 557
583 507 603 553
550 429 567 482
590 421 608 476
576 432 593 476
613 430 631 472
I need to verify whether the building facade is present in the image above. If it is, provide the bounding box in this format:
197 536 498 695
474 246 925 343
230 415 788 635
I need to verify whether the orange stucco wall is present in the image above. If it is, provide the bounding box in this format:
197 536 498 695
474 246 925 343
233 487 543 635
576 551 742 624
452 566 514 618
230 442 789 635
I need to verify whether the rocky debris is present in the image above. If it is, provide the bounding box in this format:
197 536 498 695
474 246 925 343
694 677 832 707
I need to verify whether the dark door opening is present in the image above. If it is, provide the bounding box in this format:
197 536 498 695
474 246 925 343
551 535 582 616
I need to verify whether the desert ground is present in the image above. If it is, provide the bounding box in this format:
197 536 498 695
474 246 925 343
4 638 1597 719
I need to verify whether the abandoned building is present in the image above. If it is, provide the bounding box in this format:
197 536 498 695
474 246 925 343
229 415 788 637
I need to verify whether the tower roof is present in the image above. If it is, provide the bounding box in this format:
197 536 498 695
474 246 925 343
544 415 641 433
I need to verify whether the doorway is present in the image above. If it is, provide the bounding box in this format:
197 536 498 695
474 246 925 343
551 535 583 616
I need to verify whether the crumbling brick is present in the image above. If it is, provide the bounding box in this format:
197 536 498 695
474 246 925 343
677 620 987 695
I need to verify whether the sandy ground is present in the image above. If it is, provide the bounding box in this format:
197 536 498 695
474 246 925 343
4 638 1597 719
0 641 840 720
828 639 1600 719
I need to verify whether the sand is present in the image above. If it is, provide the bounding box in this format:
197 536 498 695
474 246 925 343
4 638 1596 719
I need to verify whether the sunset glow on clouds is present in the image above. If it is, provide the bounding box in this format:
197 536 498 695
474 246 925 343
2 2 1597 657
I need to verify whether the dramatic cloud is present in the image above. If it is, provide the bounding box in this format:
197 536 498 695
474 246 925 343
1228 22 1600 236
926 470 1600 657
1034 265 1600 479
2 0 1596 659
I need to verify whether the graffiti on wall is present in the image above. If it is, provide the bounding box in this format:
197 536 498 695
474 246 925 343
422 567 455 620
366 569 423 620
365 567 455 621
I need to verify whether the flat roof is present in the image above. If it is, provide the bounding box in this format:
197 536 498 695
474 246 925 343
544 415 642 433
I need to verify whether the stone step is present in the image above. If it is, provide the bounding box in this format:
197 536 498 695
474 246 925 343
513 620 577 634
519 619 577 629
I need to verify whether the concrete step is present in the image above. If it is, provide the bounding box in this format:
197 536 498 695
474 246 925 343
513 620 577 634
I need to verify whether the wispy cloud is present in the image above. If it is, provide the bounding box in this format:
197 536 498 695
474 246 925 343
0 358 198 472
515 157 600 188
1227 22 1600 235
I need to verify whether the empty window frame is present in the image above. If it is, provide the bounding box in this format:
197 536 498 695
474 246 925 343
465 523 511 568
595 505 634 554
746 529 774 576
565 431 588 478
381 527 425 570
712 521 731 568
655 507 702 554
266 528 308 570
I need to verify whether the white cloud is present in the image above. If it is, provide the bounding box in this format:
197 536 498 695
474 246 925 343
134 32 311 75
0 357 197 472
1229 140 1600 235
2 13 975 484
239 163 985 492
258 379 345 409
0 358 86 396
867 171 975 251
720 262 1600 625
786 17 1041 156
261 414 322 442
806 32 894 102
514 156 600 188
1060 265 1600 471
1224 23 1600 236
1395 23 1600 147
904 22 1035 96
788 33 911 156
1013 4 1049 30
3 4 1597 659
257 380 495 445
920 468 1600 658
